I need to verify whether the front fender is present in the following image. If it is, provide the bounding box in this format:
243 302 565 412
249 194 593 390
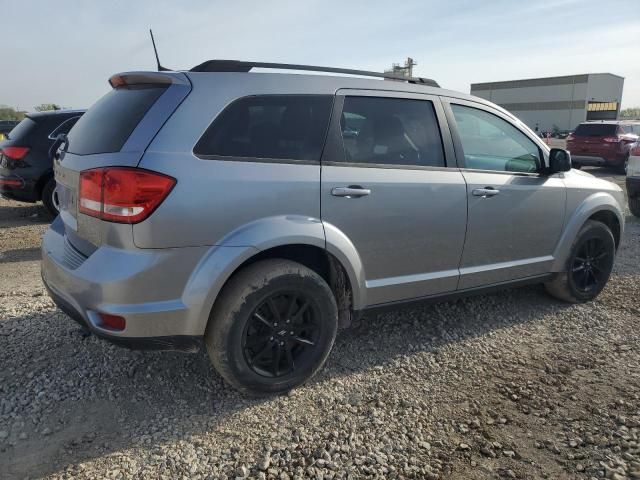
551 191 624 271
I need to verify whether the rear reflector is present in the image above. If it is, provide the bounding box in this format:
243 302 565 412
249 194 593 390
0 178 24 187
1 146 30 161
98 313 126 331
79 167 175 224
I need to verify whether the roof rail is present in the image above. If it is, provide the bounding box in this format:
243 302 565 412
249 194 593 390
189 60 439 87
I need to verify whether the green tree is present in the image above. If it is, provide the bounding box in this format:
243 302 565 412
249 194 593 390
33 103 62 112
620 107 640 119
0 105 24 121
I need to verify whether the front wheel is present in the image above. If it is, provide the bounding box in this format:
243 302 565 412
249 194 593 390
545 220 615 303
205 259 338 395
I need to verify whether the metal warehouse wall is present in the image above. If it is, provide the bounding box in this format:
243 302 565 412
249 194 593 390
470 73 623 132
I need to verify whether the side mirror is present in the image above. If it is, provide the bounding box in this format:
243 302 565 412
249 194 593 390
549 148 571 173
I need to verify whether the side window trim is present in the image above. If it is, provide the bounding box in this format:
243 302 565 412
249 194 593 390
320 90 458 170
442 97 548 174
48 116 82 140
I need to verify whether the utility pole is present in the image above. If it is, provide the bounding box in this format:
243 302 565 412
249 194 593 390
385 57 417 78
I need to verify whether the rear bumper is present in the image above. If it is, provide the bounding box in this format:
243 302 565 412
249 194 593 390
41 216 210 351
627 176 640 198
0 174 38 202
43 278 201 351
571 155 625 167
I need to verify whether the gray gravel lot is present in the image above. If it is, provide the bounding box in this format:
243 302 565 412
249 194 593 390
0 168 639 479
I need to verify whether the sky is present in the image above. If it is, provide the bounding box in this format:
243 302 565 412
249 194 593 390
3 0 639 111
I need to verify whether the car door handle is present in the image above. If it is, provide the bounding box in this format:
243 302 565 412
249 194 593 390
331 186 371 198
472 187 500 197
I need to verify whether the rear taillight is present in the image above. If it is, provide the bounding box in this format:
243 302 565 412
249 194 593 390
631 144 640 156
0 146 30 161
603 136 621 143
79 167 175 224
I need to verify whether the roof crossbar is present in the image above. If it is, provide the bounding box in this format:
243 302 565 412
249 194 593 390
189 60 439 87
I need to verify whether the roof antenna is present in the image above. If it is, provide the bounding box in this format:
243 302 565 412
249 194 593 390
150 29 170 71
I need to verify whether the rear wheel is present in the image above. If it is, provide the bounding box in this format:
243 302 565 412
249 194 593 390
630 197 640 218
572 163 582 170
41 178 59 217
545 220 615 303
205 259 338 395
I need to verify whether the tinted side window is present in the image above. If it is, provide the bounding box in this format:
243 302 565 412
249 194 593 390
194 95 333 161
68 85 168 155
451 104 540 173
49 116 81 138
339 96 445 167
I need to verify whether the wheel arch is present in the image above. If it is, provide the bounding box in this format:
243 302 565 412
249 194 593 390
183 217 367 336
551 192 624 271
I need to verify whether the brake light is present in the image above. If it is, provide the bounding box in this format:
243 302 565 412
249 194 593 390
603 136 621 143
631 144 640 156
79 167 175 223
1 146 30 161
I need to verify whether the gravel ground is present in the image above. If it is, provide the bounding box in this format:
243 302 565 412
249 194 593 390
1 168 639 479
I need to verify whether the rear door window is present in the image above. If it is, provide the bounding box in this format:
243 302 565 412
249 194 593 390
68 85 168 155
338 96 445 167
194 95 333 162
574 123 619 136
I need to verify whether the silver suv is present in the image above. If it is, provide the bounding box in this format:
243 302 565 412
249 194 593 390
42 61 625 394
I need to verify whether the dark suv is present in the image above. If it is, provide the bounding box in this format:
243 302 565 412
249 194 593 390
0 110 85 215
567 121 639 173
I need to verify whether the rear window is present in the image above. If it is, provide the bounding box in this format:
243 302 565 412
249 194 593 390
6 118 37 141
574 123 619 136
68 85 167 155
194 95 333 161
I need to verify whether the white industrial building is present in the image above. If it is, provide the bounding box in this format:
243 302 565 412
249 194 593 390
470 73 624 132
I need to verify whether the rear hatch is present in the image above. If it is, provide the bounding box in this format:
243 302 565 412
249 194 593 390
55 72 191 254
567 123 621 157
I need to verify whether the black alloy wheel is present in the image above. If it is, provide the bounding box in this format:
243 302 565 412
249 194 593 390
570 237 614 294
243 292 320 378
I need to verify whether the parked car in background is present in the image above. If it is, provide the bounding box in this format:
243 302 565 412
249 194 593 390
567 121 639 173
42 62 624 395
0 110 85 215
627 142 640 217
0 120 20 141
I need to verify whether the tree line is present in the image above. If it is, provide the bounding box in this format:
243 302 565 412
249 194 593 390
0 104 63 121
